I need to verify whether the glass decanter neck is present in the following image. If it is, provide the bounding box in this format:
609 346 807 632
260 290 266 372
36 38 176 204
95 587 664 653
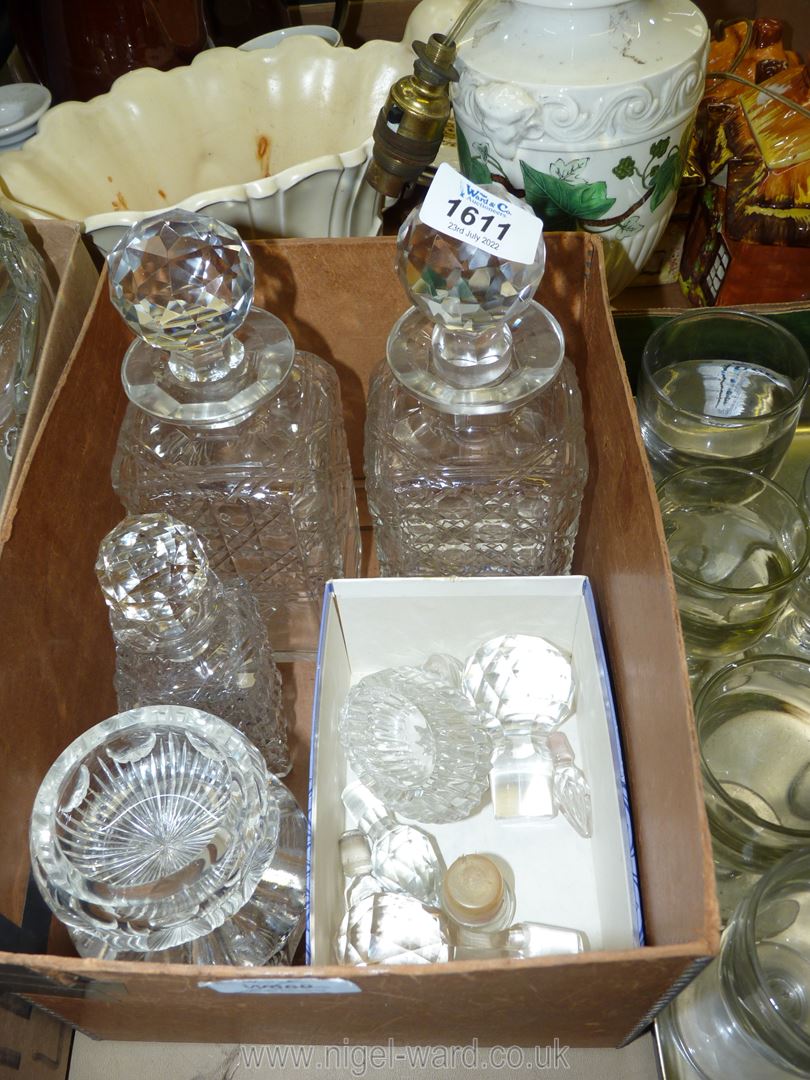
113 579 223 660
430 323 513 389
166 335 246 385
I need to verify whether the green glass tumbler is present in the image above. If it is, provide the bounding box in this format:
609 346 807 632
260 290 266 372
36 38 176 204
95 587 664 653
696 656 810 924
657 465 810 658
637 309 809 482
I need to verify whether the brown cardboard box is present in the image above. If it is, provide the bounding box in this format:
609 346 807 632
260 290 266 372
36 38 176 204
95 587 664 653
0 220 98 550
0 233 718 1048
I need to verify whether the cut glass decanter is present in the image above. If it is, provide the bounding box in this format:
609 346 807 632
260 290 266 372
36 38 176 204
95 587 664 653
30 705 307 965
96 512 289 776
365 192 588 577
339 665 491 823
0 210 53 502
109 210 360 660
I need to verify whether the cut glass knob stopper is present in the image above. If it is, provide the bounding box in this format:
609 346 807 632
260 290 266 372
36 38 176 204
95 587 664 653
335 892 451 966
388 193 563 415
95 512 209 631
108 209 254 353
109 210 296 424
397 187 544 333
463 635 575 729
341 782 446 907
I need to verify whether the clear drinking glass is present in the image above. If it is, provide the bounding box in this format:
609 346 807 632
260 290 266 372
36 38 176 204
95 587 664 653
637 309 809 482
657 465 810 658
30 705 307 965
658 848 810 1079
751 465 810 660
695 656 810 924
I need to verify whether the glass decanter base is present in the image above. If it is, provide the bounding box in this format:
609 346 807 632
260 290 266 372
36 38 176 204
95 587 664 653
365 358 587 578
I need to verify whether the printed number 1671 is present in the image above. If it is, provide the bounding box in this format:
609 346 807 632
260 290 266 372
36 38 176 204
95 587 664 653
447 200 511 240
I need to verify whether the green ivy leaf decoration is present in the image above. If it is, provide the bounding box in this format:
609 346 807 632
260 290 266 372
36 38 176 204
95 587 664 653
650 148 683 211
520 160 616 227
456 127 492 185
649 137 670 160
612 157 636 180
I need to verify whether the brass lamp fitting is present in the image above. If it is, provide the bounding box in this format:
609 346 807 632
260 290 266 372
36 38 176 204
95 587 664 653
365 34 459 200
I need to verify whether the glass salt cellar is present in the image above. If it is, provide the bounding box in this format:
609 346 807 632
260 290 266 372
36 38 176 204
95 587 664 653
95 512 289 776
339 664 491 824
109 210 360 660
364 192 588 577
29 705 307 966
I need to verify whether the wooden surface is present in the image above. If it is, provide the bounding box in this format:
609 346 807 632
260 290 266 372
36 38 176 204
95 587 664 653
0 234 718 1047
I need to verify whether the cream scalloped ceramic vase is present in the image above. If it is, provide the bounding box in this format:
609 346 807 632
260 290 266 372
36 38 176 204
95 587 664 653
0 38 412 252
449 0 709 296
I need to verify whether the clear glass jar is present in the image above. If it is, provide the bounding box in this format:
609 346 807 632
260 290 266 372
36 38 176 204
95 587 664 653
658 848 810 1079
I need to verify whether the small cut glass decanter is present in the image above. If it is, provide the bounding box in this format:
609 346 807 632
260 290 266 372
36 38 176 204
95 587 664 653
29 705 307 966
95 512 289 776
109 210 360 660
364 191 588 577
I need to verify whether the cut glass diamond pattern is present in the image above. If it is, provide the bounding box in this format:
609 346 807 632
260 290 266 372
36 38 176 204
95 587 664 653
108 210 254 351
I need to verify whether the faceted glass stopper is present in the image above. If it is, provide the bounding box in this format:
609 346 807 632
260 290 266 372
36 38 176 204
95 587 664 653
335 892 451 966
397 187 545 334
463 635 575 728
107 209 254 352
95 513 209 627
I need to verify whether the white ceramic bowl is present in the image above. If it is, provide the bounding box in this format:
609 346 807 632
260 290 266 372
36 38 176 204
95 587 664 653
0 39 412 252
239 25 342 49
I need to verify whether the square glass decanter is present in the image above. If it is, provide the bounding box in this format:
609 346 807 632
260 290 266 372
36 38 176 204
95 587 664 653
364 191 588 577
96 512 290 776
109 211 360 659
